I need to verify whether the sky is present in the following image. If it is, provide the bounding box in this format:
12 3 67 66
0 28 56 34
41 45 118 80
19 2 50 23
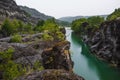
16 0 120 19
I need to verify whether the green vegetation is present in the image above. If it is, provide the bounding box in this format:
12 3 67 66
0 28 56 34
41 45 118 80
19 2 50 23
10 34 22 43
0 48 44 80
0 18 66 79
1 18 16 36
34 20 45 32
87 16 104 28
0 18 33 36
57 20 70 27
40 18 65 41
0 18 65 41
33 60 44 71
71 16 104 34
42 33 54 41
0 48 25 80
107 8 120 20
71 8 120 35
72 18 87 33
0 48 14 60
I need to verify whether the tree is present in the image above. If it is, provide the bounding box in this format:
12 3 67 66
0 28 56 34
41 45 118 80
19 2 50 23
71 16 104 35
107 8 120 20
24 23 32 33
34 20 45 32
88 16 104 28
37 20 44 27
17 20 24 32
1 18 16 36
71 18 87 33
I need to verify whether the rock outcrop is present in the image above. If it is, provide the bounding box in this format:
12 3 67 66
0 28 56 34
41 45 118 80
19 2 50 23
0 34 84 80
0 0 52 24
0 0 27 23
0 0 84 79
83 19 120 67
17 69 83 80
42 41 73 71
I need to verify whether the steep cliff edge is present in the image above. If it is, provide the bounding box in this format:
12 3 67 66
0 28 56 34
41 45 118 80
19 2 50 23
0 0 84 79
83 19 120 67
0 38 84 80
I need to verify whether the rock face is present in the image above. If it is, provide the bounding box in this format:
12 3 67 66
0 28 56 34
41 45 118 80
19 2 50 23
0 0 52 24
17 69 84 80
83 19 120 67
42 41 73 71
0 0 84 79
0 34 84 80
0 0 27 22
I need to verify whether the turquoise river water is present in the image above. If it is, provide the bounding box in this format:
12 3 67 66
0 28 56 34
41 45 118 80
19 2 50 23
66 28 120 80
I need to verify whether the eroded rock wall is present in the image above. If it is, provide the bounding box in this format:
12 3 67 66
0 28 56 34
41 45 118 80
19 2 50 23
83 19 120 67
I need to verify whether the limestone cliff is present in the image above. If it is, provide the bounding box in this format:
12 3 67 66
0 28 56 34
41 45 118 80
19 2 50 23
0 33 84 80
0 0 28 23
0 0 51 24
83 19 120 67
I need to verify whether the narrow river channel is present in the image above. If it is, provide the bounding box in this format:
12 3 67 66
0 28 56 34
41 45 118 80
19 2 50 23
66 28 120 80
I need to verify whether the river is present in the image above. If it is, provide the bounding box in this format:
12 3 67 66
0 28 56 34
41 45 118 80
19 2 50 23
66 28 120 80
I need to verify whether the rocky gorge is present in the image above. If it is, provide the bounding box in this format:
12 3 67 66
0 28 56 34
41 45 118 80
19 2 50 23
0 0 84 80
82 19 120 67
0 34 84 80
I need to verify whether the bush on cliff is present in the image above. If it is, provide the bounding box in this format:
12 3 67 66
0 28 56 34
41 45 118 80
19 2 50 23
1 18 17 36
41 18 65 41
0 48 25 80
71 18 87 33
33 20 45 32
10 34 22 43
0 18 36 37
71 16 104 34
107 8 120 20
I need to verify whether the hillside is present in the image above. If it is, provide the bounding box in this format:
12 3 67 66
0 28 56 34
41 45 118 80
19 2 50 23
107 8 120 20
0 0 27 23
19 6 53 20
59 15 108 23
0 0 54 25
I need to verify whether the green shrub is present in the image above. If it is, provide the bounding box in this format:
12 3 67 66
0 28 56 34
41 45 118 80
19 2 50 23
42 33 54 41
34 61 44 71
0 48 14 60
56 32 65 41
0 48 26 80
1 18 16 36
107 8 120 20
71 16 104 34
10 34 22 43
3 61 21 80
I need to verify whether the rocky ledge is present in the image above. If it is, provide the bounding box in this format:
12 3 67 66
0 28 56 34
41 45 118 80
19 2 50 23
0 33 84 80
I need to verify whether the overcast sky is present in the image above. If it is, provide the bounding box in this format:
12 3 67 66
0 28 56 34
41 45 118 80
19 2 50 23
16 0 120 18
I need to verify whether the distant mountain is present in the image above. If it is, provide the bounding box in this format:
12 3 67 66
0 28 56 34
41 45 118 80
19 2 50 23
19 6 71 26
19 6 53 20
59 15 108 23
